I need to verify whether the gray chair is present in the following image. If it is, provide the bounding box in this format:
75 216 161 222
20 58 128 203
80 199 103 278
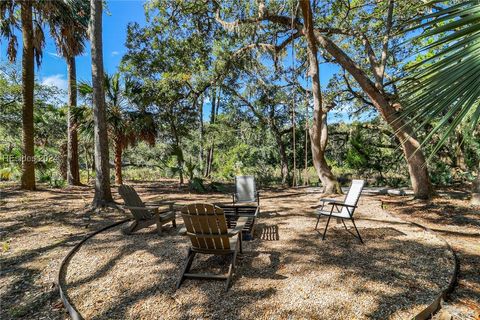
313 179 365 243
232 175 259 205
118 185 176 235
177 203 247 291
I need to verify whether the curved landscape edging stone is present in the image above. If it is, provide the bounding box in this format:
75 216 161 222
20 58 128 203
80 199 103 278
381 200 459 320
57 218 131 320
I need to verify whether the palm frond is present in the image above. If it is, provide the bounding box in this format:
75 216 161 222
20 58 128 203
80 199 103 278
401 0 480 157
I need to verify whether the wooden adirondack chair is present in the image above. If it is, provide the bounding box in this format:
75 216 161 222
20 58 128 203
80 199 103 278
313 179 365 243
177 203 248 291
118 185 176 235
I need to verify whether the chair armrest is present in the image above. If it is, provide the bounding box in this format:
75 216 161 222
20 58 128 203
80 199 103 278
145 200 174 207
124 205 158 213
310 198 340 209
319 198 339 203
329 202 357 208
228 217 248 236
172 203 187 211
178 227 187 235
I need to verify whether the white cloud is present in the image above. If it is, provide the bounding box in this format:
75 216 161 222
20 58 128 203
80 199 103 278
47 51 62 59
111 51 119 56
41 74 68 91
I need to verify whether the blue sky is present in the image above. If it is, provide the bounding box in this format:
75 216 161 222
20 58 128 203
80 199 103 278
0 0 370 123
0 1 148 91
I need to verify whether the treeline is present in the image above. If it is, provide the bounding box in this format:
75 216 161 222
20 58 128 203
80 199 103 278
1 0 479 206
1 61 478 191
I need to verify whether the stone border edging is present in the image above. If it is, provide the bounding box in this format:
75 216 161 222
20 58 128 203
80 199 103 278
381 200 459 320
57 218 131 320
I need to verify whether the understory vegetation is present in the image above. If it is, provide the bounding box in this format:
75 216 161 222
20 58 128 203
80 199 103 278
1 65 478 190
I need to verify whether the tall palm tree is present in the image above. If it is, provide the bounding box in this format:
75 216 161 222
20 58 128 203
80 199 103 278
1 0 82 190
1 1 40 190
78 73 157 185
90 0 112 206
49 0 90 186
402 0 480 204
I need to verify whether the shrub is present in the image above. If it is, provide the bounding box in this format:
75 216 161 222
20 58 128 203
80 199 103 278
189 177 206 193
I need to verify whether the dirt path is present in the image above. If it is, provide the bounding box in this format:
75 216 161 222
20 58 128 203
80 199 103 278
0 182 461 319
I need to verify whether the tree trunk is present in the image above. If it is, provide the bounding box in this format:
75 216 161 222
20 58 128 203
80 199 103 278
59 141 68 180
273 129 290 185
205 88 217 178
67 56 81 185
301 1 341 194
472 164 480 205
90 0 113 206
313 31 433 199
20 2 36 190
206 146 214 178
170 118 184 185
178 154 184 185
84 144 90 183
199 96 204 169
455 131 467 171
114 137 123 185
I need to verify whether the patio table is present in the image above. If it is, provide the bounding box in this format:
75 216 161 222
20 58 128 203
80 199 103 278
214 203 260 240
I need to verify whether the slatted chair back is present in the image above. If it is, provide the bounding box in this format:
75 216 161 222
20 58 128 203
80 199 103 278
341 180 365 216
118 185 152 220
235 176 257 203
181 204 231 251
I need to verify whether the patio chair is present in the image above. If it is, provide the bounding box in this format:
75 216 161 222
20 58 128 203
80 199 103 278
313 179 365 243
233 175 260 205
118 185 176 235
177 203 248 291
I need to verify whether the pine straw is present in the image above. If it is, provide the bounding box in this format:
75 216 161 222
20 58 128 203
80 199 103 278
63 189 455 320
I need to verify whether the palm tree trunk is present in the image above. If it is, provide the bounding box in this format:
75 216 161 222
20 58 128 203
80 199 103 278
20 2 36 190
90 0 112 206
60 141 68 180
67 56 81 185
114 137 123 185
301 1 341 194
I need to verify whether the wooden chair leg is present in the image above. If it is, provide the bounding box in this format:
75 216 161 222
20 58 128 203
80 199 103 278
127 221 138 234
172 217 177 228
239 234 243 254
225 252 236 291
177 249 196 289
156 217 163 235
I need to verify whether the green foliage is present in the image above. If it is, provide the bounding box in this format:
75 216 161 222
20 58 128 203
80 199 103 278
0 167 19 181
402 0 480 155
189 177 207 193
1 1 479 192
345 132 369 170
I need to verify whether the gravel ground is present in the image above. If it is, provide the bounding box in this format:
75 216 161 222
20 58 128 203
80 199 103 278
0 182 455 319
383 190 480 320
